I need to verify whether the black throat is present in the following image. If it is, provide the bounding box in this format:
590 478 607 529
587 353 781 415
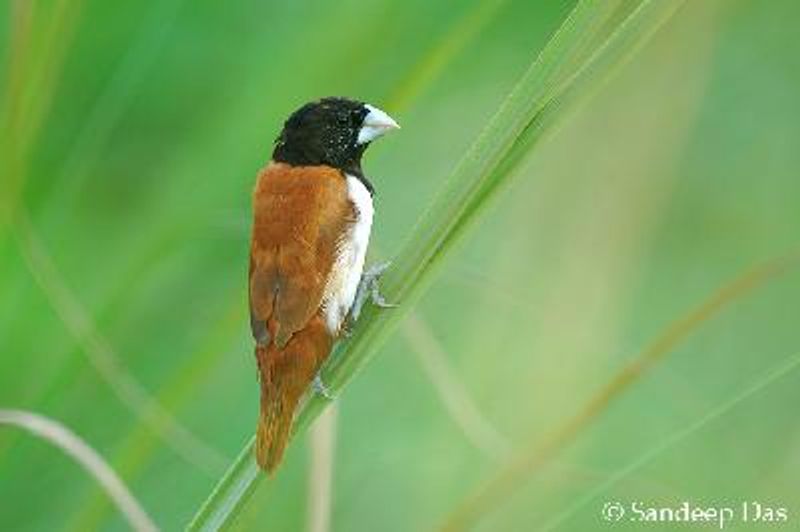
272 141 374 195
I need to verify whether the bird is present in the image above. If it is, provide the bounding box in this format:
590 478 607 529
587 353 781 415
249 97 399 473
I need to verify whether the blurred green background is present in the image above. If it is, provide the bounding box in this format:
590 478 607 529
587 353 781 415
1 0 799 530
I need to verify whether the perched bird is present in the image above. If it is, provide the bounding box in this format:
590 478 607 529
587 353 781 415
249 97 399 472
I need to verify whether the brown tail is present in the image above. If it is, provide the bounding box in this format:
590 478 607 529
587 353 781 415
255 315 332 473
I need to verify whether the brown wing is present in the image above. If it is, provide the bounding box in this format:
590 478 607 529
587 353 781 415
249 162 351 348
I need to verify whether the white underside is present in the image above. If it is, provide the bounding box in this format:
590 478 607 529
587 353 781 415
321 174 374 334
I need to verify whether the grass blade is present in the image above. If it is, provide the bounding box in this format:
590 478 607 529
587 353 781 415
188 0 689 528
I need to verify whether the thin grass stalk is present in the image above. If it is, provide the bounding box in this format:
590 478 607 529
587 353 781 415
188 1 688 528
0 409 157 532
306 405 337 532
68 300 245 531
403 313 511 459
386 0 510 111
439 253 799 530
540 348 800 531
0 0 84 223
14 213 228 474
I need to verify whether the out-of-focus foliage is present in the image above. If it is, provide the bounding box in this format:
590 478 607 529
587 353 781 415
1 0 798 530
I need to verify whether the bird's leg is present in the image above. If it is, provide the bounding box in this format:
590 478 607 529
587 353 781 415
349 261 397 325
326 264 396 395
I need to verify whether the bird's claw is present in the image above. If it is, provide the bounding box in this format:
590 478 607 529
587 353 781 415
350 261 397 324
340 322 354 338
312 374 335 400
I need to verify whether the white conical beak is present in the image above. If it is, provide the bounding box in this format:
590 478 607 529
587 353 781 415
357 104 400 144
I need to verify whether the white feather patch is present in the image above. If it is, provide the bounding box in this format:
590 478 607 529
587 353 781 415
321 174 374 334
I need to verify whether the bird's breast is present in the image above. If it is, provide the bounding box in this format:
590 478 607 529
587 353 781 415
321 174 374 334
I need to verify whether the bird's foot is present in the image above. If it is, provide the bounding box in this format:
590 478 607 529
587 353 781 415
340 321 354 338
312 374 335 401
350 261 397 324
